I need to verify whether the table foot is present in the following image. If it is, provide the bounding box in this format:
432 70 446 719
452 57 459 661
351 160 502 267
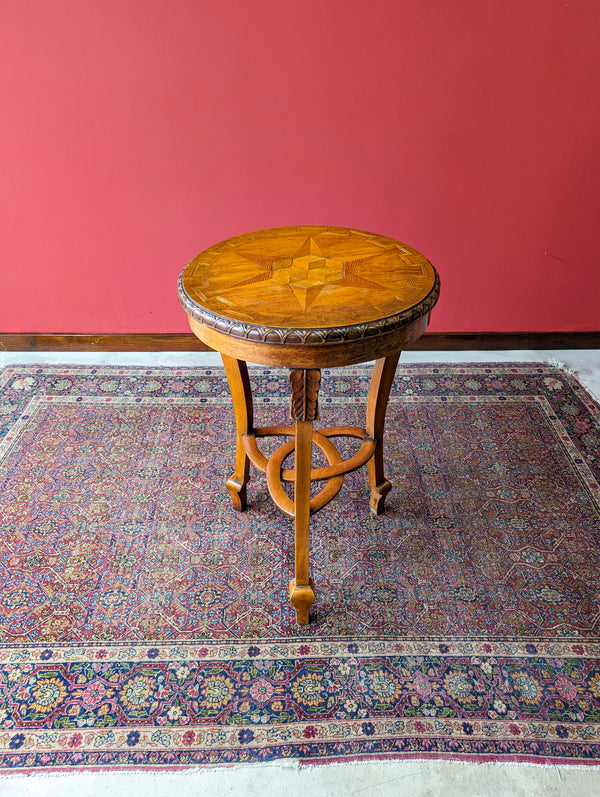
289 578 315 625
370 479 392 516
226 478 247 512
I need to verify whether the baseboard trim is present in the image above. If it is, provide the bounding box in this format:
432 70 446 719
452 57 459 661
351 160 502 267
1 332 599 353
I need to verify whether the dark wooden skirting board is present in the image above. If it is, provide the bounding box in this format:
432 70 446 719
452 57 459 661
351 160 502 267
1 332 599 352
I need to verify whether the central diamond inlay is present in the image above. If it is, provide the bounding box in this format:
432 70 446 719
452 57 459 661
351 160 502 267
271 255 345 288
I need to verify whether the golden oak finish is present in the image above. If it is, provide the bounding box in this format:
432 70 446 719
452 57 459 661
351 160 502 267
188 313 431 368
264 431 344 517
289 420 316 625
241 426 373 480
221 355 253 511
366 352 401 515
180 226 437 333
179 225 440 624
290 369 321 422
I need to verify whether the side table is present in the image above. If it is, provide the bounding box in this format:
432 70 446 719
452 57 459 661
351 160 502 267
178 226 440 624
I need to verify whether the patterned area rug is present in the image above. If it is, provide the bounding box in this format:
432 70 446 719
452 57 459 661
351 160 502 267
1 362 600 770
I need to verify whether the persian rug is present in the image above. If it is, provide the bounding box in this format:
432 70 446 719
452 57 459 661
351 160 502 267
0 362 600 772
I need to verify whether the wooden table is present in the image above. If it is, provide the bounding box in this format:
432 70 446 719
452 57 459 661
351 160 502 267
178 225 440 624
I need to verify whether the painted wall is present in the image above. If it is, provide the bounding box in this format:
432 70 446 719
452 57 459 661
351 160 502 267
2 0 599 334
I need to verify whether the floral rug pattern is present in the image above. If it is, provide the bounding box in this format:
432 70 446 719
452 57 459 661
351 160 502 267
0 363 599 769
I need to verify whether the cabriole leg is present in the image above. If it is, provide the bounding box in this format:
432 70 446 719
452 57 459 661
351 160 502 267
221 354 253 511
365 351 401 515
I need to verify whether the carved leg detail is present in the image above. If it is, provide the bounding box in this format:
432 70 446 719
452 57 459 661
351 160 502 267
289 369 320 624
289 578 315 626
221 354 253 511
366 352 401 515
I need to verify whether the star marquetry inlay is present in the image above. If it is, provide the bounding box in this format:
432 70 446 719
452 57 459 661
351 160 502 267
232 236 385 310
181 225 437 331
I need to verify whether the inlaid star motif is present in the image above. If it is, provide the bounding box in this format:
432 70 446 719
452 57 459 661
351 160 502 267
230 236 385 310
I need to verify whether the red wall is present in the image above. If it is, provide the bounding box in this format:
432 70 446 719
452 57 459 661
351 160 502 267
2 0 599 334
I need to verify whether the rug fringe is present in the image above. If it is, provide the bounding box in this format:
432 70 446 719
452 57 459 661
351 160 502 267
0 758 302 779
298 756 600 771
545 357 600 403
545 357 578 376
2 756 598 780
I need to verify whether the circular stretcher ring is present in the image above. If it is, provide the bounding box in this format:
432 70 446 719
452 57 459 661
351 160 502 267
242 426 377 518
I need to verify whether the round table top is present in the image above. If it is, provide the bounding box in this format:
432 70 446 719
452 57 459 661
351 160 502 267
179 225 439 348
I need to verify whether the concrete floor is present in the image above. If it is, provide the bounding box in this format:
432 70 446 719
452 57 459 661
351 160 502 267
1 349 599 797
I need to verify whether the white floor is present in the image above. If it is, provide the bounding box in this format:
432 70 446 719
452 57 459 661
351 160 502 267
1 349 599 797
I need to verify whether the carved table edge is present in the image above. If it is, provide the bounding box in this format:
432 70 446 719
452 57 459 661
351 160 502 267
177 270 440 347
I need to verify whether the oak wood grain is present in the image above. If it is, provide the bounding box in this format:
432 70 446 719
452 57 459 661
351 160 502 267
366 353 401 515
290 369 321 422
188 313 430 368
290 419 316 625
179 226 438 338
221 355 253 512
